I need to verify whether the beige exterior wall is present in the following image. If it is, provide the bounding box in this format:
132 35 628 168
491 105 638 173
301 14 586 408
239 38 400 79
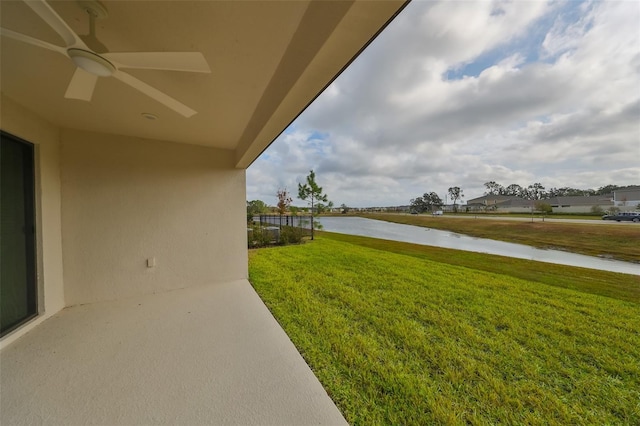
2 96 249 345
60 129 247 306
1 96 66 347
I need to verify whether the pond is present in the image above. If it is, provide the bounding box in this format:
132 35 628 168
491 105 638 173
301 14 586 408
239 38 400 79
316 217 639 276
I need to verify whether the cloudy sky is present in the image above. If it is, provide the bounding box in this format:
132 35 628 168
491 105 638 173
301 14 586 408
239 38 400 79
247 0 640 208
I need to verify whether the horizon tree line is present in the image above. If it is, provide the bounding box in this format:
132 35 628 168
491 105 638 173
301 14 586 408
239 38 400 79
481 182 634 199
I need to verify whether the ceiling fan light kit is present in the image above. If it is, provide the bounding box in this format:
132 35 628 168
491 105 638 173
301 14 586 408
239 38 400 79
0 0 211 117
68 48 115 77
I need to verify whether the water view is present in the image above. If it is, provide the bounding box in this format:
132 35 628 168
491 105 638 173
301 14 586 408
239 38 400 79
317 217 639 276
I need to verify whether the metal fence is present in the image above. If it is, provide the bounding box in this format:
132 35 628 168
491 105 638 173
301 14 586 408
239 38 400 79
252 214 313 231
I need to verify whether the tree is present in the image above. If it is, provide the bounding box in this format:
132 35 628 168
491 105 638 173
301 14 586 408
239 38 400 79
410 197 426 213
448 186 463 213
526 183 546 200
276 188 292 216
410 192 442 213
340 203 349 214
549 187 587 197
504 184 523 197
422 192 443 212
425 192 443 211
298 170 329 240
522 185 544 221
247 200 268 223
484 181 503 195
316 201 334 214
534 201 552 219
596 185 621 195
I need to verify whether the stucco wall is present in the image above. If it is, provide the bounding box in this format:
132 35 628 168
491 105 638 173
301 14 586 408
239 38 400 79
1 95 66 347
60 130 247 306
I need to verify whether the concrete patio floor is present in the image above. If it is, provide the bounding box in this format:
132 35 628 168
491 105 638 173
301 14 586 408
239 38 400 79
1 280 347 425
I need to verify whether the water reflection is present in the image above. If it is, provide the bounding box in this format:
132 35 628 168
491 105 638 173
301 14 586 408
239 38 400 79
317 217 639 276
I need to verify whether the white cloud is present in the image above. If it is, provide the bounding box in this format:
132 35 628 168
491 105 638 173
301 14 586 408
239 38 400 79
248 0 640 207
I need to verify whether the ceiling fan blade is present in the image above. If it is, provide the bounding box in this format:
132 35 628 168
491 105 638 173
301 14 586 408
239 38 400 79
65 68 98 101
103 52 211 73
113 70 197 118
24 0 85 48
0 27 67 54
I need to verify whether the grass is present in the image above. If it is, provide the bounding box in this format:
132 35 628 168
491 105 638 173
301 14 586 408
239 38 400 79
450 213 602 220
359 213 640 263
249 235 640 425
321 232 640 304
327 212 603 220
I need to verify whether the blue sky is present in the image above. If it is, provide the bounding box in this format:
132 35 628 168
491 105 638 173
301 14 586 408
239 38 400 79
247 0 639 208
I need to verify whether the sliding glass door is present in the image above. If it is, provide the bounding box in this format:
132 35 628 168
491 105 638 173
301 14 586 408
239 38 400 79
1 131 37 336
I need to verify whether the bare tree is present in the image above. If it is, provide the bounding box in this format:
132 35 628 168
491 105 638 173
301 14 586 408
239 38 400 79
276 188 292 216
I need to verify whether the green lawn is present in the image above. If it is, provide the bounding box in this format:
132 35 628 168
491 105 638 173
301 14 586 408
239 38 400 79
359 213 640 263
249 235 640 425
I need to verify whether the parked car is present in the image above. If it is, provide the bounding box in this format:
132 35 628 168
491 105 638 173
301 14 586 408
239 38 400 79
602 212 640 222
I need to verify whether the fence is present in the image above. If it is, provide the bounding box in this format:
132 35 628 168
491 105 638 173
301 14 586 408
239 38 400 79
252 214 313 232
248 215 313 247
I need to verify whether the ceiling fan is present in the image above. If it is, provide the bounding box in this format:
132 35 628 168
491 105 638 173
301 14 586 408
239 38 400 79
0 0 211 117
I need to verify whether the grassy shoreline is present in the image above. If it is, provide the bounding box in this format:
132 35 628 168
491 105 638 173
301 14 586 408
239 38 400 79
352 213 640 263
318 231 640 303
249 235 640 424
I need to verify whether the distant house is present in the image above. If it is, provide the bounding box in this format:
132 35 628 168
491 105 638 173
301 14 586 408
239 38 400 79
466 194 615 213
548 195 613 213
492 197 534 212
613 187 640 211
466 195 517 209
465 195 529 212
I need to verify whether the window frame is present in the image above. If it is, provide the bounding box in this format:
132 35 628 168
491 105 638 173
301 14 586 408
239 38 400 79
1 130 38 337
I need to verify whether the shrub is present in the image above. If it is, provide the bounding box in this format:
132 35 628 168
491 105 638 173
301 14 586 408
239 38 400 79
249 224 305 248
534 201 553 215
248 224 273 248
279 225 305 245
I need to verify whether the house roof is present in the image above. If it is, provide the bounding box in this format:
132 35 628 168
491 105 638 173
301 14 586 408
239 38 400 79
0 0 407 167
549 195 613 206
613 187 640 201
468 194 615 208
466 195 514 205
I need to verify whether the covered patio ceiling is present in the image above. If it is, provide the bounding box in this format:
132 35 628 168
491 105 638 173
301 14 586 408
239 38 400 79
0 0 407 167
